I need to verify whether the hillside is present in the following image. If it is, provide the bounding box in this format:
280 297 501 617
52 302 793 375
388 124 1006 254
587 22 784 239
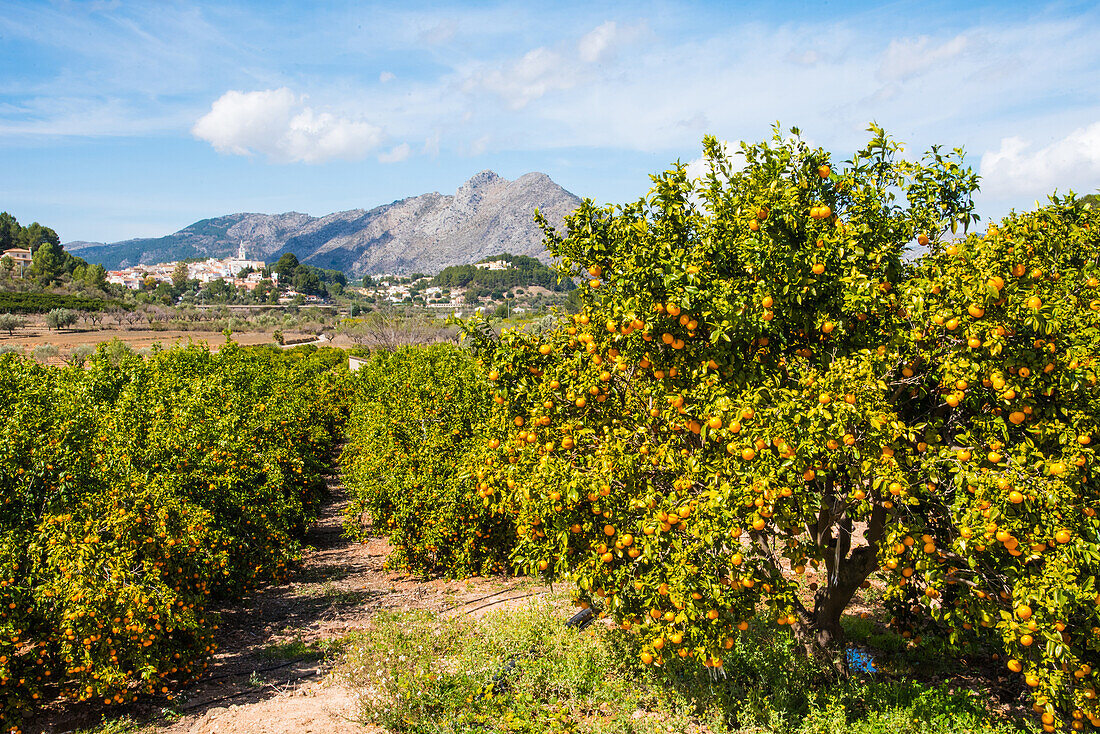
65 171 581 277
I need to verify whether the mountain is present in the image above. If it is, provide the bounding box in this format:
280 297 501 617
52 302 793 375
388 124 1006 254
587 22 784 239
65 171 581 277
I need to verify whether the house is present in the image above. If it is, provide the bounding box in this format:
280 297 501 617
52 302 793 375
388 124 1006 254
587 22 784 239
2 248 32 274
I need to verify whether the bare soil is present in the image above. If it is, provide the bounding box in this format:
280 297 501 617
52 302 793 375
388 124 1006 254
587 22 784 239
0 326 285 353
26 485 544 734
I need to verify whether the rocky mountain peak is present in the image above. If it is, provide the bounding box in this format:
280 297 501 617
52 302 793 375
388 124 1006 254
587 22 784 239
66 170 581 276
462 170 502 190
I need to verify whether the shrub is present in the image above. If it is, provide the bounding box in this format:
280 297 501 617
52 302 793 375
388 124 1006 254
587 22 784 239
341 344 514 578
30 342 58 363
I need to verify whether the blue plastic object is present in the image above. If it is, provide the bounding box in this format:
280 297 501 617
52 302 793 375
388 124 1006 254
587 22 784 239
846 646 877 674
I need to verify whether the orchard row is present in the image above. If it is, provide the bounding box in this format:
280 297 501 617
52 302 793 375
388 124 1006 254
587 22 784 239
0 344 351 729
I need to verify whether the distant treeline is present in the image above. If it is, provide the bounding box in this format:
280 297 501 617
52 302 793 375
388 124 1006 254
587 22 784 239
431 254 568 292
0 292 115 313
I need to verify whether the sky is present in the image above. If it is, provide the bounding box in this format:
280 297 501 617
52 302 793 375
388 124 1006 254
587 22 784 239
1 0 1099 245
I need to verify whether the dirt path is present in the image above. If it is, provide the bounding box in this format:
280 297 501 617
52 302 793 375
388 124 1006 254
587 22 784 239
31 484 543 734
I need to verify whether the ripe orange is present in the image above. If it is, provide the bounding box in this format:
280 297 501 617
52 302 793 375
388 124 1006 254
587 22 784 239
817 164 830 178
917 233 930 246
812 263 825 275
1055 529 1072 544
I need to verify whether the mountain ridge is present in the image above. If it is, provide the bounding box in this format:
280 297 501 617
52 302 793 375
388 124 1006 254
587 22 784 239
65 170 581 276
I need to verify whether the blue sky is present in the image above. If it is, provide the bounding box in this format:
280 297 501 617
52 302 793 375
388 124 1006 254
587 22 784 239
2 0 1099 244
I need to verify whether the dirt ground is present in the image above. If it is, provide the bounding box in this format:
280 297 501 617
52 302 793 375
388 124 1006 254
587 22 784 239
26 485 545 734
0 327 334 361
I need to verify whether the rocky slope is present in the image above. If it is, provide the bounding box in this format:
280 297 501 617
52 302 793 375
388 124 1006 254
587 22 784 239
65 171 580 276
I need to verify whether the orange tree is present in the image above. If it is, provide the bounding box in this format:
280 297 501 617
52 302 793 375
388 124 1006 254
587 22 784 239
341 344 514 578
465 127 1100 730
0 343 350 730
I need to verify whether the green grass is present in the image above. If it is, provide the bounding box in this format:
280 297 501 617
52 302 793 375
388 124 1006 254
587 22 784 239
70 715 149 734
335 599 1037 734
258 638 326 661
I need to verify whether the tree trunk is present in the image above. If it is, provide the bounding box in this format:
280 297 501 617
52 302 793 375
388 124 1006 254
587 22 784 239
783 499 887 675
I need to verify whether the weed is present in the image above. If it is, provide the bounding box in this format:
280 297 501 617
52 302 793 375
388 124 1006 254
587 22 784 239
336 599 1037 734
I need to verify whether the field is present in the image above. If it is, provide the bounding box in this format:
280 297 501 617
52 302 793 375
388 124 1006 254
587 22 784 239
5 132 1100 734
0 326 279 352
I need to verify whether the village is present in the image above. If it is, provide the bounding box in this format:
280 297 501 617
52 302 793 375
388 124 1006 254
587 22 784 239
101 249 556 313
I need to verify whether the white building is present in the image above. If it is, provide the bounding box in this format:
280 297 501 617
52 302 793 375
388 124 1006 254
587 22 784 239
474 259 509 271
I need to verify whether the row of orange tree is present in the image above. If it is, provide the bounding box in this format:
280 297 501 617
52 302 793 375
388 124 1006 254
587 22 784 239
341 344 514 578
0 343 351 730
464 127 1100 732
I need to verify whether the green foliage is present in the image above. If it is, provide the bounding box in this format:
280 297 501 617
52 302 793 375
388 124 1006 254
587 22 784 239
341 344 515 578
465 127 1100 730
433 253 569 292
272 251 346 296
45 308 79 330
0 212 96 287
0 344 352 725
0 291 114 314
0 313 24 336
337 600 1031 734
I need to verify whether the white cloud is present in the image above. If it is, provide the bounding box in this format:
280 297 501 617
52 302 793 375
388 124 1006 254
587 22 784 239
788 49 823 66
422 130 441 156
472 47 577 109
469 134 490 156
378 142 411 163
467 21 642 109
379 71 395 83
419 19 456 45
980 122 1100 198
879 34 969 81
578 21 619 63
192 88 383 163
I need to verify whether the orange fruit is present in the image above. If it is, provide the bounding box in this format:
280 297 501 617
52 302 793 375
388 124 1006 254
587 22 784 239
817 164 830 178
